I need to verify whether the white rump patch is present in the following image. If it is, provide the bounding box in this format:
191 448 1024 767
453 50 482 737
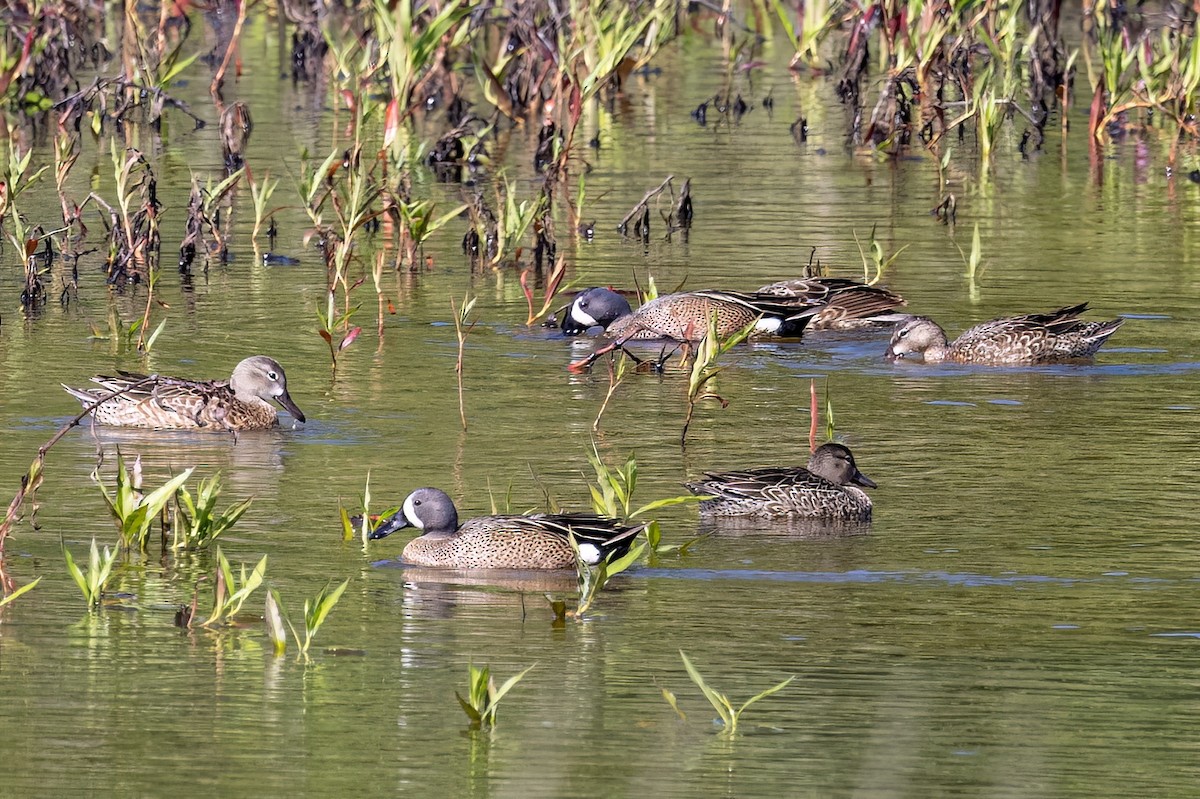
403 495 425 529
578 543 602 564
755 317 783 334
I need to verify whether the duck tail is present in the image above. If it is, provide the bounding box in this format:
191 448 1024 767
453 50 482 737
61 383 98 409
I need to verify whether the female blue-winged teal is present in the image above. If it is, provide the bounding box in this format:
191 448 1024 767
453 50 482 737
369 488 645 570
62 355 305 431
562 278 905 339
687 443 876 521
885 303 1124 365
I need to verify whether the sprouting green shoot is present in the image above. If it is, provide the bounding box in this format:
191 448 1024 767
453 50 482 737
267 579 350 660
678 650 794 737
200 548 267 627
64 539 119 610
456 662 536 729
96 452 193 551
681 313 756 448
172 473 253 551
339 472 398 547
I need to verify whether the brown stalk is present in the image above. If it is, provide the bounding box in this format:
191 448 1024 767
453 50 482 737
211 0 249 97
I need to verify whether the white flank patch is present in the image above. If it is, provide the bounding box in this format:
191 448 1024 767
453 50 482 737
755 317 783 334
571 302 598 328
578 543 602 564
403 495 425 529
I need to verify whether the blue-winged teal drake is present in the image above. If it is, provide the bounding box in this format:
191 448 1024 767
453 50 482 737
563 288 814 341
687 443 876 521
885 303 1125 365
562 278 905 339
369 488 645 570
62 355 305 431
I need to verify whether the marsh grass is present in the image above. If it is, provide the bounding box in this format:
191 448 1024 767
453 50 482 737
456 662 536 729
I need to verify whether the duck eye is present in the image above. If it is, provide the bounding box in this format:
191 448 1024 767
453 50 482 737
413 499 421 506
268 371 278 381
898 329 908 338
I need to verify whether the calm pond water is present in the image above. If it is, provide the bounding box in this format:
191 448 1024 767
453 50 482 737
3 10 1200 797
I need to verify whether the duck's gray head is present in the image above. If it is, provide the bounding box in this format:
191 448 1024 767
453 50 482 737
562 288 632 335
808 443 876 488
885 316 946 362
230 356 306 422
370 488 459 539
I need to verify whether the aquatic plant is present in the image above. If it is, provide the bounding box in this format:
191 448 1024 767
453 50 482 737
853 224 908 286
673 650 794 737
456 662 536 729
617 175 689 242
266 579 350 660
0 144 50 310
768 0 836 71
94 141 162 286
246 169 280 245
681 315 757 448
372 0 470 143
199 548 267 627
63 539 119 611
339 473 398 547
570 533 645 618
586 446 703 522
171 474 253 552
592 349 635 432
451 294 478 430
96 453 193 552
178 169 243 274
316 296 362 376
395 199 467 269
955 222 985 302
